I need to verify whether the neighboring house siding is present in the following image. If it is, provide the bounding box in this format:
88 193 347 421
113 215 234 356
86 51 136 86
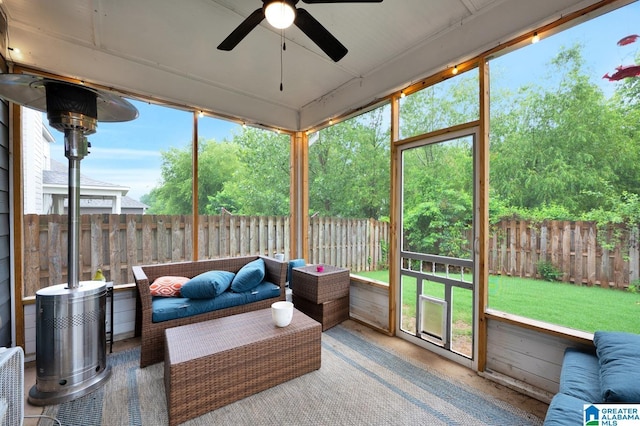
43 160 148 215
0 65 12 346
22 107 47 214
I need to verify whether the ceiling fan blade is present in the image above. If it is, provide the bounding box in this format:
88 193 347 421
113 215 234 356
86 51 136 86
294 8 348 62
217 8 265 51
302 0 383 3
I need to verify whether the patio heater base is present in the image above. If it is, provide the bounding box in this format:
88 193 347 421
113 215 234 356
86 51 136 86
28 281 111 406
28 366 111 406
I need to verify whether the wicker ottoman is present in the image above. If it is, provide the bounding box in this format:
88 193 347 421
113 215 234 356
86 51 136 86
164 308 321 426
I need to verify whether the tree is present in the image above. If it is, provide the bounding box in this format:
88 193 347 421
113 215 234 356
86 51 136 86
142 127 290 216
209 127 290 215
401 140 473 257
490 44 634 217
144 139 240 214
308 106 390 218
605 51 640 198
400 73 478 138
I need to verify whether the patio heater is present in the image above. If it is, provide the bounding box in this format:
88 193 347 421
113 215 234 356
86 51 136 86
0 74 138 405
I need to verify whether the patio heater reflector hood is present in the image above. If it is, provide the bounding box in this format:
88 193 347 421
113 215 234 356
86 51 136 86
0 73 138 405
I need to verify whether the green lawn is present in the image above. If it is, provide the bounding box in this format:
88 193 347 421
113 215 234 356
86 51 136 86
355 270 640 334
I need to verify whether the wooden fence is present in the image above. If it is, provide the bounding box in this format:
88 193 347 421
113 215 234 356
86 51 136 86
308 216 389 272
22 213 389 297
28 215 631 295
489 220 637 290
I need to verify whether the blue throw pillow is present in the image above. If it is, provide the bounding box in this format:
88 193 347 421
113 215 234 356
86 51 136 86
180 270 235 299
594 331 640 402
231 258 265 292
287 259 306 288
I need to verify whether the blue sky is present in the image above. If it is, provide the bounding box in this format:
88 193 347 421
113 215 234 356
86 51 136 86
45 1 640 202
491 1 639 97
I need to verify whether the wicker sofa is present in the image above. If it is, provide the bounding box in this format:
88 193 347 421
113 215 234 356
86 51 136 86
133 255 286 367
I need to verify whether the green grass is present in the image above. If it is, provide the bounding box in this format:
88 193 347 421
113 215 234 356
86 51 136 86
354 270 640 334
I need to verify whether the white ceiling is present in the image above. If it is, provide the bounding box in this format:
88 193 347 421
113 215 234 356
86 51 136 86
1 0 602 131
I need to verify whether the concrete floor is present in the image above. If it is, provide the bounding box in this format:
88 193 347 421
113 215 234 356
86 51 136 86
23 320 549 424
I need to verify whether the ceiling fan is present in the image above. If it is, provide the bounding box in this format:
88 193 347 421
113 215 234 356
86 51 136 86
217 0 383 62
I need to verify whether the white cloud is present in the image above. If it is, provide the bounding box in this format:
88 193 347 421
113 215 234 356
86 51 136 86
86 166 162 201
86 147 163 159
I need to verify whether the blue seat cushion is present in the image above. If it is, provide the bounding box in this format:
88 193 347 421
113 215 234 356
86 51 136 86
151 281 280 322
230 258 265 292
594 331 640 402
559 348 601 403
543 393 589 426
180 270 235 299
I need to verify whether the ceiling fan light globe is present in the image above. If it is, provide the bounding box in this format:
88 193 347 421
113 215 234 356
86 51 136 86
265 1 296 29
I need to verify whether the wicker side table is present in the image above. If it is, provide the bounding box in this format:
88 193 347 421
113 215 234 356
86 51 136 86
292 294 349 331
291 264 349 304
292 264 350 330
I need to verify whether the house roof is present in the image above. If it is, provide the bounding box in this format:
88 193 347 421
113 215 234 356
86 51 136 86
44 160 128 190
63 197 149 210
0 0 604 131
44 160 149 210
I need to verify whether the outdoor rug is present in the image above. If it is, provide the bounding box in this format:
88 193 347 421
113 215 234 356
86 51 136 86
39 325 543 425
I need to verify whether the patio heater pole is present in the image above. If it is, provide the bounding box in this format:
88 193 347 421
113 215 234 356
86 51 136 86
45 81 96 290
67 132 83 289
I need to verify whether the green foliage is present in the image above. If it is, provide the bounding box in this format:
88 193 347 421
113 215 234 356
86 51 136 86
491 44 638 217
379 239 389 269
582 191 640 251
144 144 195 214
144 139 241 215
308 106 390 219
211 128 291 215
400 73 479 138
489 201 576 225
399 135 474 258
536 260 562 282
403 188 472 258
488 43 640 254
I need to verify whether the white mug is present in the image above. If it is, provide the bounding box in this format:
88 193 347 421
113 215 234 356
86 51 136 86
271 301 294 327
274 253 285 262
